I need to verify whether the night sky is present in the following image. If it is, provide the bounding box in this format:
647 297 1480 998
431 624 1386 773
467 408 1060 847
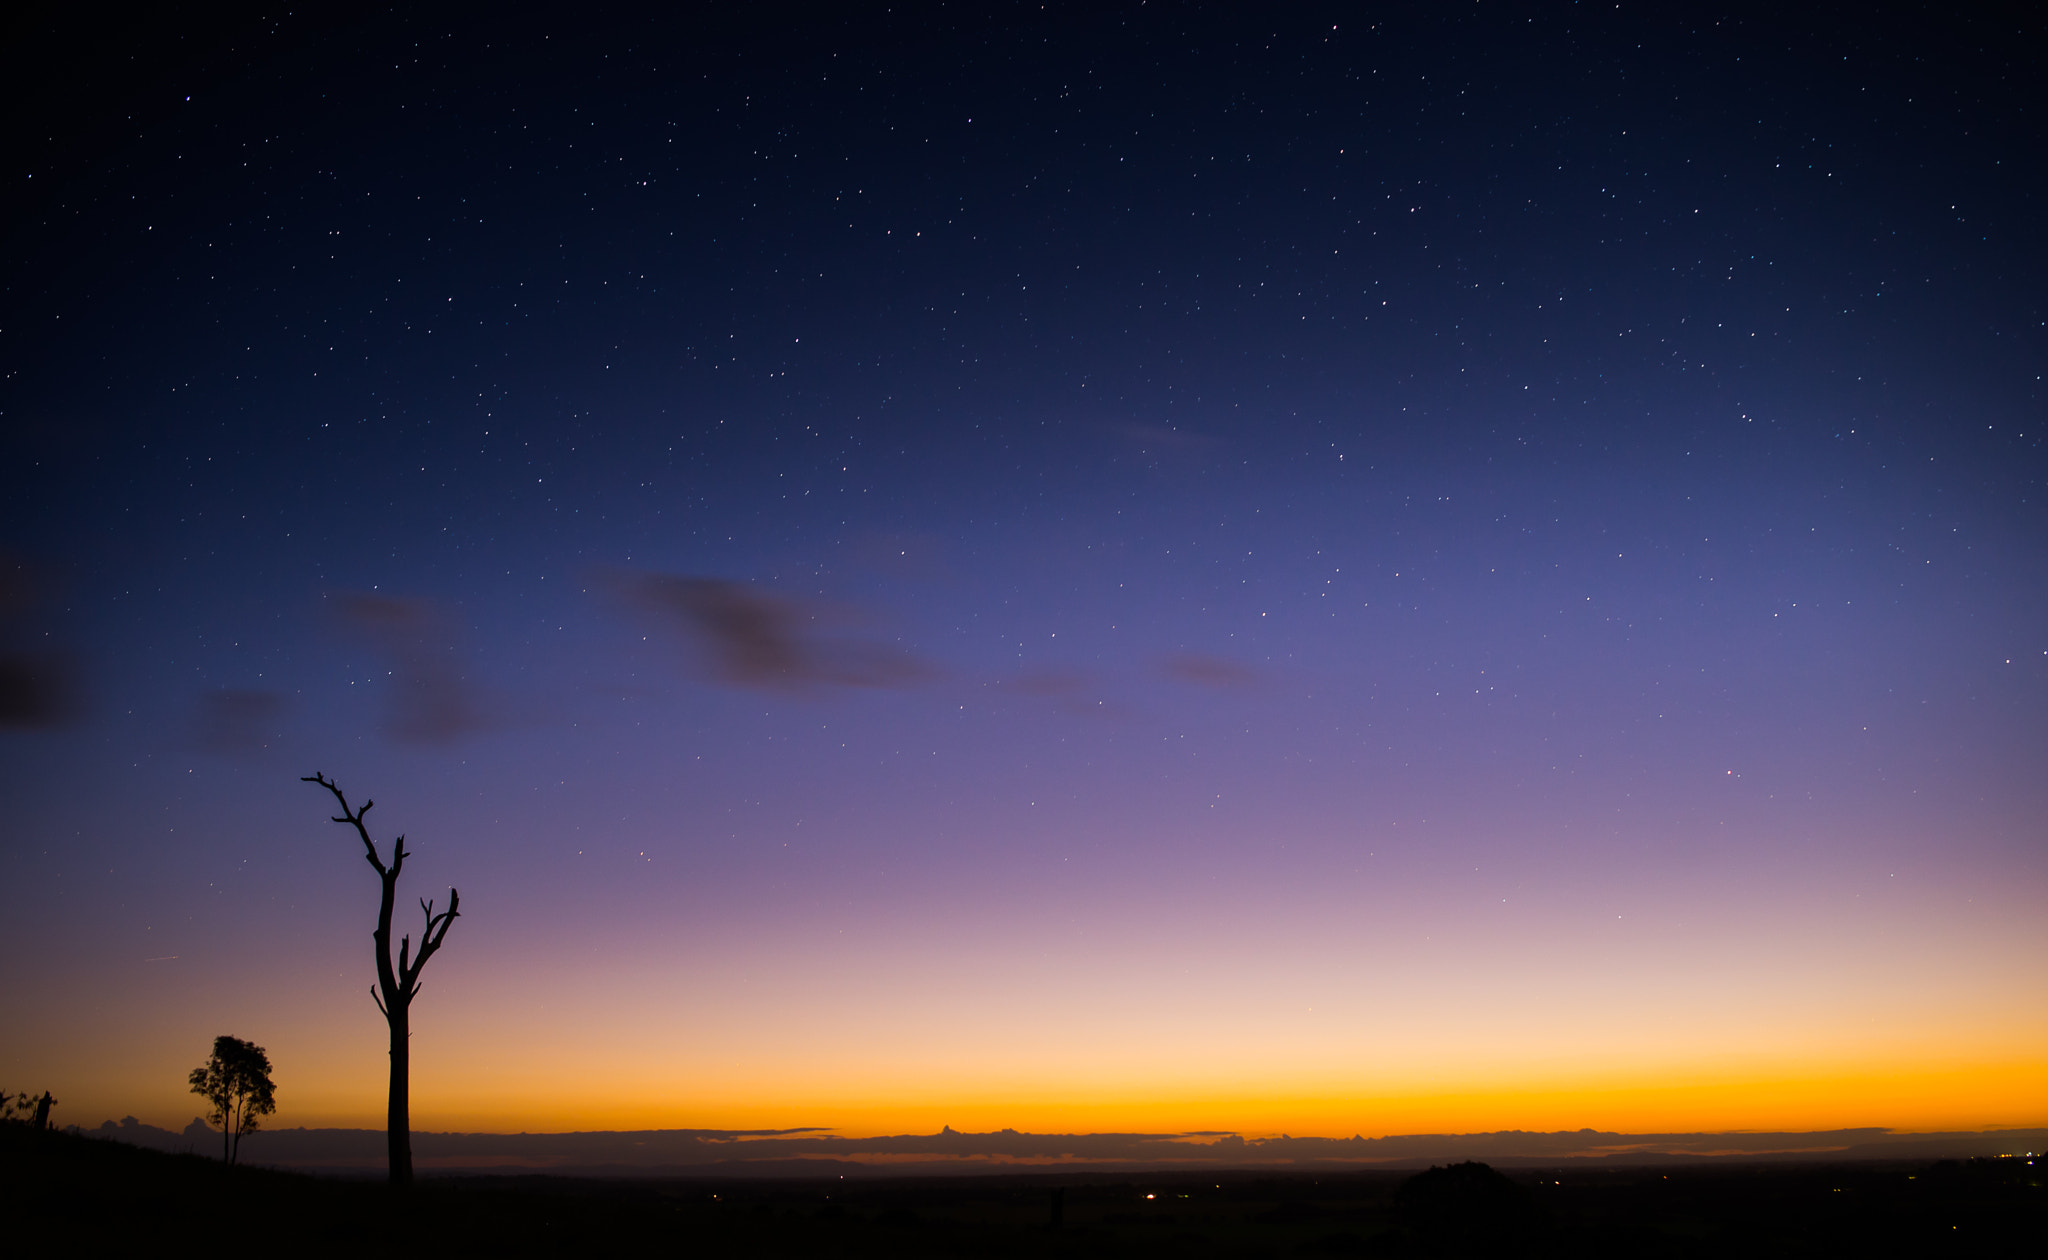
4 3 2045 1140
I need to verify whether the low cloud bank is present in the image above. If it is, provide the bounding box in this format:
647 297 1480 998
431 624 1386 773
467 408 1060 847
82 1118 2048 1176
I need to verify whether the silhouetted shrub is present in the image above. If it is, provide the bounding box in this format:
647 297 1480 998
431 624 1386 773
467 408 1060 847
1393 1161 1532 1239
2 1090 55 1129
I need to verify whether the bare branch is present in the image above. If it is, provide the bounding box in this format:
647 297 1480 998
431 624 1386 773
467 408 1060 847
402 887 461 992
302 772 390 876
370 984 387 1017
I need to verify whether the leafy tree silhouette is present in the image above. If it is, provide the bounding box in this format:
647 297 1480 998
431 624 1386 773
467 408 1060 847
188 1036 275 1164
2 1089 56 1128
304 773 460 1187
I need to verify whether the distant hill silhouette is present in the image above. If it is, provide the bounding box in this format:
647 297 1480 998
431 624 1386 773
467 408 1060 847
20 1122 2046 1256
90 1116 214 1151
78 1120 2048 1175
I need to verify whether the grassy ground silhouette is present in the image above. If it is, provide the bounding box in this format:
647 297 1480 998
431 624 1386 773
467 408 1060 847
7 1123 2039 1256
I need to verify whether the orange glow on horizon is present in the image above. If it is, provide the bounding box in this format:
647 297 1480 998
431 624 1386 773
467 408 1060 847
60 1038 2048 1141
404 1058 2048 1139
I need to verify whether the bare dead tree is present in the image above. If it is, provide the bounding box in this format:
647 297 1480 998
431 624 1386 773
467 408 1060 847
303 772 459 1187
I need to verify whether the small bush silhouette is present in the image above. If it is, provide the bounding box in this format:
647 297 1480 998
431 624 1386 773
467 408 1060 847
1 1090 55 1129
1394 1160 1532 1238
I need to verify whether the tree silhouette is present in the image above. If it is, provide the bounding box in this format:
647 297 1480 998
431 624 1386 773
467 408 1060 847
303 772 460 1187
188 1035 276 1164
2 1089 56 1128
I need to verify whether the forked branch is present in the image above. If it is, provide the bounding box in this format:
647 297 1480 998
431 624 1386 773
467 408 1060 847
400 890 461 996
301 772 407 877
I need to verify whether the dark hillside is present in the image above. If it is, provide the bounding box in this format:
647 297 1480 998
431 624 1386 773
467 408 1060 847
8 1124 2040 1256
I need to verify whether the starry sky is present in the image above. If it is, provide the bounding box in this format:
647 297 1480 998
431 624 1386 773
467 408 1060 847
4 3 2045 1139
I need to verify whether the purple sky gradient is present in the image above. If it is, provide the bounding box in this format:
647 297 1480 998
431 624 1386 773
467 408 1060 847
3 2 2044 1135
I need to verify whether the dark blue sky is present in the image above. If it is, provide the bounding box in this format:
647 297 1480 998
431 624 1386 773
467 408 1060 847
4 2 2045 1135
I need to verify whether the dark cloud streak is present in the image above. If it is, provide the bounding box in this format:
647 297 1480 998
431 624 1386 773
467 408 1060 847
333 593 498 743
612 571 931 693
194 688 287 755
1162 654 1258 687
0 652 73 727
0 555 75 727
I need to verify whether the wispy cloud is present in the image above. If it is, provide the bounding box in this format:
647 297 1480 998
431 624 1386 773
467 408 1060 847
0 653 72 727
610 571 932 692
333 593 498 742
0 554 75 727
1162 653 1258 687
987 668 1120 717
194 688 288 755
1000 668 1090 698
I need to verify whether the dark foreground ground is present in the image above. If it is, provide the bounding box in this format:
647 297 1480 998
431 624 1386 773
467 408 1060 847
7 1124 2041 1257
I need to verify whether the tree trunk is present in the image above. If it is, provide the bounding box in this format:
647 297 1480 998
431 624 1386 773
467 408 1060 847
373 833 409 1188
305 774 453 1192
388 1001 412 1186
